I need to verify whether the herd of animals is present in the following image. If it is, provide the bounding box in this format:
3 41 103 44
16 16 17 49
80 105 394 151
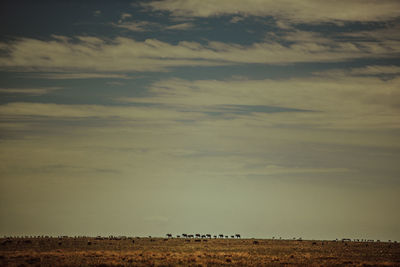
165 233 241 239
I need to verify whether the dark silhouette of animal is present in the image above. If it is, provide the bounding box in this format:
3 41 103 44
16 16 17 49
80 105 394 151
235 234 241 238
219 234 224 238
206 234 211 238
166 233 172 238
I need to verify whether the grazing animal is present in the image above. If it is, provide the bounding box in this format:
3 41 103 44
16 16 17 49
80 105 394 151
182 234 187 238
219 234 224 238
213 235 217 238
231 235 235 238
235 234 241 238
206 234 211 238
166 233 172 238
195 234 201 238
176 235 180 238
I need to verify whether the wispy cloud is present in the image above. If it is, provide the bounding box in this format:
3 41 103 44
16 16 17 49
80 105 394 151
230 16 245 23
1 31 399 72
93 10 101 16
106 81 125 86
342 24 400 41
113 20 195 32
112 21 159 32
0 102 204 121
120 13 132 20
119 73 400 129
143 0 400 24
350 65 400 76
0 87 59 95
313 65 400 78
33 72 132 80
165 22 195 30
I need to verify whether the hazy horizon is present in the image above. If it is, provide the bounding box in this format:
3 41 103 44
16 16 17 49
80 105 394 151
1 0 399 242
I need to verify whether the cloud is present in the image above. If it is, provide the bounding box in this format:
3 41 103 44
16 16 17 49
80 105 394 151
275 20 293 29
4 68 399 138
313 65 400 78
0 87 59 95
1 32 399 73
342 24 400 41
112 21 159 32
165 22 195 30
33 72 132 80
244 165 353 176
230 16 245 23
143 0 400 23
106 81 125 86
119 73 400 129
113 20 194 31
351 65 400 76
120 13 132 20
0 102 205 121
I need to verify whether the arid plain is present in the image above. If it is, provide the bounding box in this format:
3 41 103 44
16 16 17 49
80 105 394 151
1 237 399 266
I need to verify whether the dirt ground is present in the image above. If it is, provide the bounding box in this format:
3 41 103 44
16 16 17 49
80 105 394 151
1 237 399 266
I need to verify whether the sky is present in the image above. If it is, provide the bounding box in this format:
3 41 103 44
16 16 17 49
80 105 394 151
0 0 399 241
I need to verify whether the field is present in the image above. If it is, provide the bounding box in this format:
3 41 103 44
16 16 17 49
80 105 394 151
1 237 399 266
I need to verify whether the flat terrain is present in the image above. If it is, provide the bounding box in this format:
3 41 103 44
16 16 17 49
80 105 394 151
1 237 399 266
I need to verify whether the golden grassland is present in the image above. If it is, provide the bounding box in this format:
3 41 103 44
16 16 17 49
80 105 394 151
1 237 399 266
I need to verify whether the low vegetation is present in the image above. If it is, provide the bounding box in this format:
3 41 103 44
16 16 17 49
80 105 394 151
1 237 399 266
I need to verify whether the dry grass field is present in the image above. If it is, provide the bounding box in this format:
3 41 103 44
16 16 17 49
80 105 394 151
1 237 399 266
